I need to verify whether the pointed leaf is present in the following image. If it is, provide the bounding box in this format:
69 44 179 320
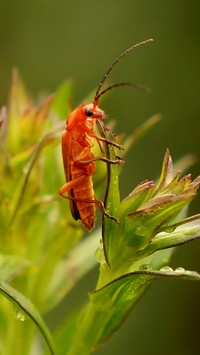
55 267 200 354
90 267 200 347
8 69 32 121
51 80 73 119
120 180 155 217
153 149 173 195
136 219 200 259
123 194 194 252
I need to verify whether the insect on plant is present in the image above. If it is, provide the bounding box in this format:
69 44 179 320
59 38 153 231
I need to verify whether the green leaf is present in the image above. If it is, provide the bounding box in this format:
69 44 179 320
0 281 56 355
90 268 200 345
8 69 31 122
55 273 151 355
89 272 153 347
122 194 193 253
120 180 155 217
56 267 199 354
136 219 200 259
51 80 73 119
153 149 173 195
90 267 200 347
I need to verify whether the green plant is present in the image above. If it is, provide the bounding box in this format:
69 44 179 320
0 71 200 354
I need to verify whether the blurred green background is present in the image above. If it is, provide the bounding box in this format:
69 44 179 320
0 1 200 354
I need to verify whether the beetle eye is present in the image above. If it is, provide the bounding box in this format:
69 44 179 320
85 108 93 117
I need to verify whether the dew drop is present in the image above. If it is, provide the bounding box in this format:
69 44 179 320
160 266 173 273
95 247 106 264
15 309 26 322
175 267 185 274
138 264 152 271
135 225 146 237
163 225 176 233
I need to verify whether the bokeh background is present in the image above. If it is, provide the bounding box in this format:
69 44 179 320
0 1 200 354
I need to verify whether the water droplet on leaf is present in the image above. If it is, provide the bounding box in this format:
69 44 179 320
135 224 147 237
138 264 152 271
160 266 173 273
95 247 106 264
15 308 26 322
163 225 176 233
175 267 185 274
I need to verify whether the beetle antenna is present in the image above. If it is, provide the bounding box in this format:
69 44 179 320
95 81 149 101
94 38 153 104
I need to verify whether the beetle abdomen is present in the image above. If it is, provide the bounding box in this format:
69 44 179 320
72 174 96 230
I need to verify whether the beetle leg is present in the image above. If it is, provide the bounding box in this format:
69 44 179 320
77 156 124 165
92 134 124 150
103 126 121 140
96 138 105 153
59 175 87 197
62 194 119 224
93 199 120 224
59 175 119 224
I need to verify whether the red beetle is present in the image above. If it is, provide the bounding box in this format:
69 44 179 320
59 39 153 230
